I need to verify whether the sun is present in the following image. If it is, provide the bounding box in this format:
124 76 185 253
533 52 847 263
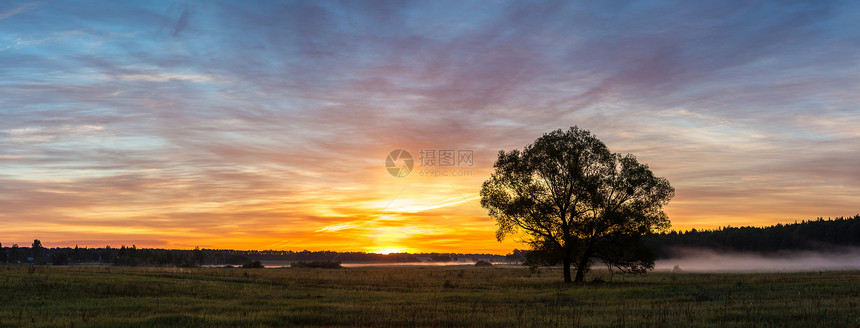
371 247 411 255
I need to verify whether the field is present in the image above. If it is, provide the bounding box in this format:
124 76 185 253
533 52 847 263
1 265 858 327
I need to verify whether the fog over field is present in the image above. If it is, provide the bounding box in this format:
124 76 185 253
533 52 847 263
655 247 860 272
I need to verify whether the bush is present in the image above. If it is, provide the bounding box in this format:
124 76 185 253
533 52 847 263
474 260 493 267
290 261 341 269
242 261 264 268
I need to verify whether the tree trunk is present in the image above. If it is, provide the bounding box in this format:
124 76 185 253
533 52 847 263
562 257 572 283
574 266 585 283
574 254 590 283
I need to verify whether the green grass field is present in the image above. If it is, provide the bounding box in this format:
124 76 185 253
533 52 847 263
1 265 858 327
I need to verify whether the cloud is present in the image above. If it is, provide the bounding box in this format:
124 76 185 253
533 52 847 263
171 5 191 36
1 1 859 251
0 3 34 21
110 72 220 83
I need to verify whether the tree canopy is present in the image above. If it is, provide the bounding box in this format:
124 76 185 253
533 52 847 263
481 127 674 282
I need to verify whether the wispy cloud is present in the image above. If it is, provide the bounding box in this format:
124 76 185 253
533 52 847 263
109 73 221 83
1 1 858 251
0 3 34 21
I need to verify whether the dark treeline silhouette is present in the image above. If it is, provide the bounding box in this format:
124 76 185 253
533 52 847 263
0 241 508 267
649 215 860 257
4 216 856 267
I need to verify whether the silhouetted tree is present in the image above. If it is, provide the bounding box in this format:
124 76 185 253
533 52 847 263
114 245 140 266
71 245 82 263
504 249 526 263
430 254 452 262
481 127 674 283
51 252 69 265
9 244 20 263
193 246 205 265
32 239 45 262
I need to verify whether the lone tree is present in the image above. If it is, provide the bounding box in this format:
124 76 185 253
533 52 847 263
32 239 45 262
480 127 674 283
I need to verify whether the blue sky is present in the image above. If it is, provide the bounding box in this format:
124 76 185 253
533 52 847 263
1 0 859 251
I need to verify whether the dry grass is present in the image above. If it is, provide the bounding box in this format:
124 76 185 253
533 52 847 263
1 265 858 327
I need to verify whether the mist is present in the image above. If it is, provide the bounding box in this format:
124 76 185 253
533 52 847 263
654 247 860 272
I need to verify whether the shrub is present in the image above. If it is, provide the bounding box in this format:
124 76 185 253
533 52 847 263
474 260 493 267
242 261 264 268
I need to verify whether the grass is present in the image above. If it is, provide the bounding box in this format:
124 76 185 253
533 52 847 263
0 265 858 327
290 261 342 269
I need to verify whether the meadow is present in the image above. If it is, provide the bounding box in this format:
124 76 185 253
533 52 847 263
1 265 858 327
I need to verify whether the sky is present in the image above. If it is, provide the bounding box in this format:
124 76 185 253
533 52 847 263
1 1 859 253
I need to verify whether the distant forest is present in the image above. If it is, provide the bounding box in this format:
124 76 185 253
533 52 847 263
649 215 860 258
0 241 510 267
1 215 858 266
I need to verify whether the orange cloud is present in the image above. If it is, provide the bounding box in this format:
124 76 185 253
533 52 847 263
2 1 858 254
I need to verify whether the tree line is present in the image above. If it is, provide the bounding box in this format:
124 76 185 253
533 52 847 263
3 216 857 267
0 242 508 267
648 215 860 257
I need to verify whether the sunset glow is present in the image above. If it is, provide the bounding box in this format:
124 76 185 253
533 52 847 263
1 1 859 253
